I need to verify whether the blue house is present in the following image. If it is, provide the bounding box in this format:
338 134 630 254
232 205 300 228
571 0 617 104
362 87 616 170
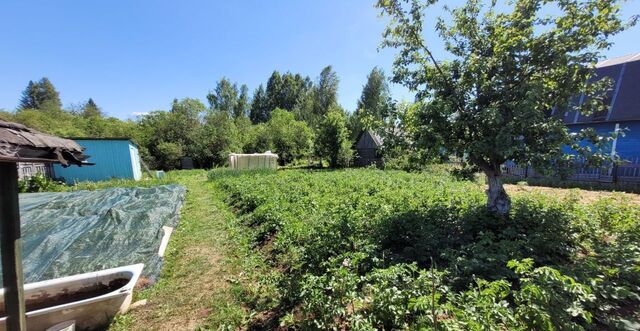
53 138 142 184
553 53 640 163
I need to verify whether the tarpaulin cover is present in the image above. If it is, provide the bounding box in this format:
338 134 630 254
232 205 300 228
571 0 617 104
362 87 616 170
1 185 186 283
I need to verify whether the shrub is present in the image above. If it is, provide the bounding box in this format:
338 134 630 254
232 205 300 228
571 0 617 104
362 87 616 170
18 173 65 193
315 110 353 167
155 141 183 170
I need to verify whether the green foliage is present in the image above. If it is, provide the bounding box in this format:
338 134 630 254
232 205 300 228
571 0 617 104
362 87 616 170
81 98 103 118
350 67 392 137
235 84 250 118
266 109 313 165
312 66 340 127
155 142 183 170
266 71 284 113
250 84 270 124
257 71 316 125
18 173 66 193
207 78 240 115
200 111 243 166
18 77 62 111
377 0 634 214
315 109 353 167
210 169 640 329
137 98 205 169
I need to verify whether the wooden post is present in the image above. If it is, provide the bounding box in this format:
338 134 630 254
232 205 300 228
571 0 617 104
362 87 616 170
0 163 27 331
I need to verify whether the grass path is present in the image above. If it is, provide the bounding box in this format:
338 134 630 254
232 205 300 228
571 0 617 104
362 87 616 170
110 170 256 330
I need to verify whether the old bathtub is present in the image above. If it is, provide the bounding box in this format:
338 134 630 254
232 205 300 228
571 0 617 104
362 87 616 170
0 264 143 331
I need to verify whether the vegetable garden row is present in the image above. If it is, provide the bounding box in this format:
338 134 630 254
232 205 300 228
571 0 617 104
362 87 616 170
210 168 640 330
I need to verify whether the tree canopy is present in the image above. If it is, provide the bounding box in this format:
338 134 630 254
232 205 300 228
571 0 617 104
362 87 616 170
378 0 634 215
351 67 393 136
6 64 403 171
312 66 340 126
18 77 62 111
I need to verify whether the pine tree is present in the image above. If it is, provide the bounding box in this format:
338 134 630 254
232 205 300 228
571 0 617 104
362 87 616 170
250 85 270 123
234 84 250 118
18 81 38 110
81 98 104 118
266 71 283 112
17 77 62 111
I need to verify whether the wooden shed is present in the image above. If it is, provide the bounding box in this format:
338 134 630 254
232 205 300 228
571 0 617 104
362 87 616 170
354 130 383 167
53 138 142 184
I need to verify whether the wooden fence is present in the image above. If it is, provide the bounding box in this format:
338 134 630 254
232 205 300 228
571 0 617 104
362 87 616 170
502 158 640 184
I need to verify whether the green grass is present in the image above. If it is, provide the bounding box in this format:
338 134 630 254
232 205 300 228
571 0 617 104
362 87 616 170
109 170 267 330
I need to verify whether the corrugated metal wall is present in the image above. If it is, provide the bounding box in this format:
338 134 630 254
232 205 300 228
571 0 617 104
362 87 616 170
53 140 140 184
565 121 640 162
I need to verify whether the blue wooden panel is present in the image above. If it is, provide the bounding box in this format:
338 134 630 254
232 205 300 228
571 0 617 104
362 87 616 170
53 140 136 184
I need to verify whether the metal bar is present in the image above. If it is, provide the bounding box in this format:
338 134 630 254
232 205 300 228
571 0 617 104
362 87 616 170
0 163 27 331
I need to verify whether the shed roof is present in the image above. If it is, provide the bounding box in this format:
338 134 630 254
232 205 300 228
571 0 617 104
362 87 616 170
66 137 139 148
0 120 89 165
355 130 384 149
558 53 640 124
67 137 133 141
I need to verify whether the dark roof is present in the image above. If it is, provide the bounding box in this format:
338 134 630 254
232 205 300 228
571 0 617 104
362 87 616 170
355 130 384 149
556 53 640 125
0 120 89 165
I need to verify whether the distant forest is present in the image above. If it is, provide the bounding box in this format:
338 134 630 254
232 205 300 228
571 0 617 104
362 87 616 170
0 67 419 170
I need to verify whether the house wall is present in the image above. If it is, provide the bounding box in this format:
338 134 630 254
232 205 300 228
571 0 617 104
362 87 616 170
17 162 53 180
53 140 139 184
565 120 640 162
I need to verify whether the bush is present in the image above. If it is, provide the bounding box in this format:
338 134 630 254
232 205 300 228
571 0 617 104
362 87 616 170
266 109 314 165
155 141 183 170
18 173 65 193
315 110 353 167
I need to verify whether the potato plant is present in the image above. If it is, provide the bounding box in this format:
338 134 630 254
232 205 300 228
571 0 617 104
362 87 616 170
210 168 640 330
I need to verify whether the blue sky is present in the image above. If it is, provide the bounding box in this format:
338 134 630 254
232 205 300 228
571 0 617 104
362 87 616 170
0 1 638 119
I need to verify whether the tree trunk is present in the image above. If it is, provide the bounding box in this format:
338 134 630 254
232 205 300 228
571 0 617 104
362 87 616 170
485 171 511 216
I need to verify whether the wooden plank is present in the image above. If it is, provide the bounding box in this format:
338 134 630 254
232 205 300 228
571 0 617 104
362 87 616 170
0 163 27 331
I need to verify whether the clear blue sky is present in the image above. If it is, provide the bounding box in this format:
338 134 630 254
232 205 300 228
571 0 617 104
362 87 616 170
0 0 638 119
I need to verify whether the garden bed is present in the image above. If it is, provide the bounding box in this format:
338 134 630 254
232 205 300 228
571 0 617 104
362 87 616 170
211 168 640 330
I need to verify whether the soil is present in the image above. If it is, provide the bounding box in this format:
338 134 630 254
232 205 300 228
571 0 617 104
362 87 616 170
505 184 640 204
0 278 128 317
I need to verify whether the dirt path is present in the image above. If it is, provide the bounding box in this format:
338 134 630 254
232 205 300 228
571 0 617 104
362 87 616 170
110 170 251 330
505 183 640 204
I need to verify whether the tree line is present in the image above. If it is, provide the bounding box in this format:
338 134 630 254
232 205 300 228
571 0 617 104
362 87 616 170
1 66 414 170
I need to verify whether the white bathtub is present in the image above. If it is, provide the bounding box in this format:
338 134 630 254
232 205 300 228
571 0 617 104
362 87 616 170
0 264 144 331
